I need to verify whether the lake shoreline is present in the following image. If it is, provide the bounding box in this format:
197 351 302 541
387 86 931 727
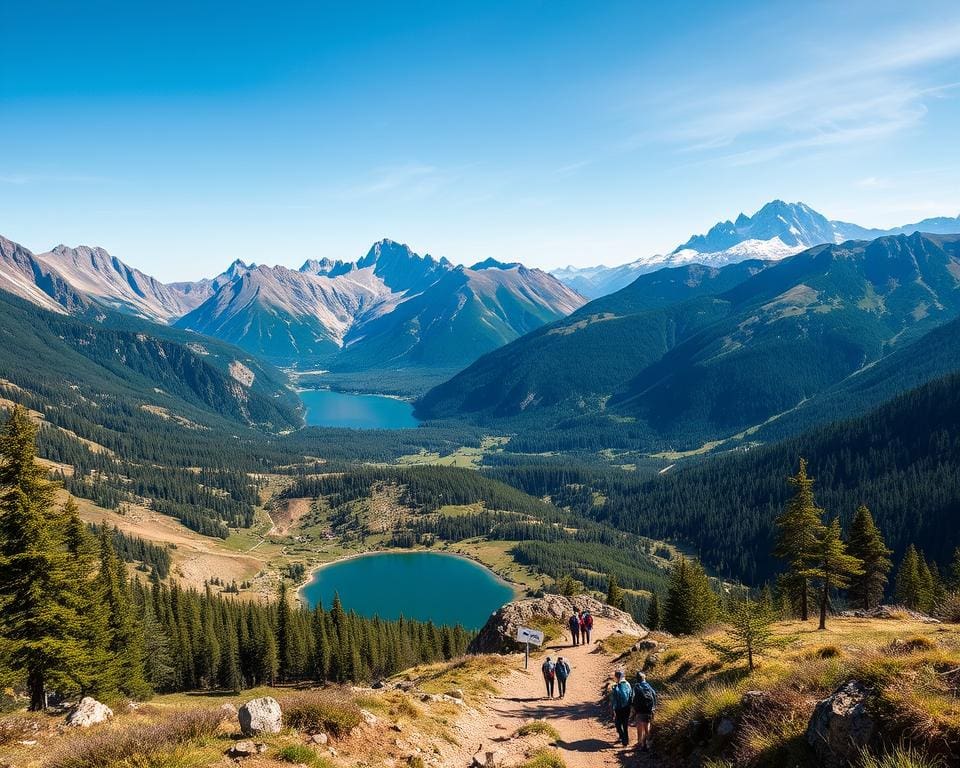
296 548 523 625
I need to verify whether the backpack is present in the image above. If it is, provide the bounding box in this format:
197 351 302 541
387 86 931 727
584 613 594 630
542 661 555 679
611 680 633 709
633 681 656 714
557 661 571 679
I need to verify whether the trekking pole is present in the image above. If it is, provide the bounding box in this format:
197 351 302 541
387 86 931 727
525 640 529 670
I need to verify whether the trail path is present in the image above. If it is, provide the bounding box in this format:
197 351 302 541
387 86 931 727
469 618 653 768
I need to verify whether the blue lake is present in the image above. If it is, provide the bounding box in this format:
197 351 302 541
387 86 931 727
299 389 420 429
300 552 514 629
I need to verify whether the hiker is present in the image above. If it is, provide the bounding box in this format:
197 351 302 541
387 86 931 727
632 671 658 751
582 609 594 644
609 669 634 746
568 612 580 646
555 656 571 698
541 656 556 699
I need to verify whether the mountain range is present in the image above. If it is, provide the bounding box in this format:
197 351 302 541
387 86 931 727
418 232 960 452
553 200 960 298
0 236 584 370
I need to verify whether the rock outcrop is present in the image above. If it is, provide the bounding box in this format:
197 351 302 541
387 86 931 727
238 696 282 736
65 697 113 727
806 681 876 767
469 594 645 653
840 605 940 623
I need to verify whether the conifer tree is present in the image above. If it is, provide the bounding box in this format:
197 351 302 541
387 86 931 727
97 526 150 698
950 547 960 591
773 459 826 621
895 545 923 609
0 408 85 709
606 573 625 611
276 580 293 682
705 598 784 670
802 517 863 630
142 598 176 691
846 505 892 610
664 556 717 635
645 593 661 631
918 555 935 614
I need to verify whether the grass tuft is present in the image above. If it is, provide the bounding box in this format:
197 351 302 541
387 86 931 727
520 748 567 768
858 746 946 768
280 689 362 738
513 720 560 741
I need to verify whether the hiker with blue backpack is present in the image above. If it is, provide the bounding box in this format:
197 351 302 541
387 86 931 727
633 671 658 751
555 656 571 698
608 669 633 746
541 656 556 699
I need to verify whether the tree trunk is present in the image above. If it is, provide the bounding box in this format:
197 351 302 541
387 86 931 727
27 668 45 711
819 579 829 630
801 577 809 621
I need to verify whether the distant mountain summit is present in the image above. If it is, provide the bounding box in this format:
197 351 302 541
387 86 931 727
555 201 960 297
0 234 585 370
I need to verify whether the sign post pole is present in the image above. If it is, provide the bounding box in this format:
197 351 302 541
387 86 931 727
525 640 529 670
515 626 544 672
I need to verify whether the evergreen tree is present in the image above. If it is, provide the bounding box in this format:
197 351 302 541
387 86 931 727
276 580 293 682
895 545 923 610
773 459 826 621
606 573 625 611
142 598 176 691
97 526 150 698
645 593 661 631
705 598 783 670
917 555 935 614
0 408 85 709
846 505 892 610
664 557 717 635
802 517 863 630
950 547 960 591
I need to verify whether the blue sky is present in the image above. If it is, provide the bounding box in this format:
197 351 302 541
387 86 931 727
2 1 959 281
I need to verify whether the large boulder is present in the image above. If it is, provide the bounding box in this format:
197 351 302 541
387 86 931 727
469 594 645 653
806 681 875 767
238 696 282 736
65 697 113 728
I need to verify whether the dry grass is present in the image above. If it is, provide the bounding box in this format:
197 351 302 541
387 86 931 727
279 688 362 738
599 633 641 656
624 617 960 767
520 748 567 768
406 654 513 702
513 720 560 742
0 713 43 745
44 707 225 768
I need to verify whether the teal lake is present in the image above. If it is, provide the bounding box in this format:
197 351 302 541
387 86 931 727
299 389 420 429
300 552 514 629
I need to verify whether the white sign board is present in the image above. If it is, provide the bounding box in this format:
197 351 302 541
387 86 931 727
515 626 545 646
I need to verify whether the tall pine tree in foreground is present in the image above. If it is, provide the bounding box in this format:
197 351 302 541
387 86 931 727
803 517 863 630
774 459 825 621
0 408 85 709
846 505 892 610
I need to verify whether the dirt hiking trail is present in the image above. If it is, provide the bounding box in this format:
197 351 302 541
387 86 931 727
466 617 656 767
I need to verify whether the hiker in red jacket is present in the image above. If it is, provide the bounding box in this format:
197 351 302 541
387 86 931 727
581 610 594 644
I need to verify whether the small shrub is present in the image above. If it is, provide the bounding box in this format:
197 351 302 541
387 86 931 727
520 749 566 768
45 708 224 768
514 720 560 741
277 743 319 764
281 689 362 738
935 592 960 623
805 644 841 660
0 716 41 746
662 649 682 665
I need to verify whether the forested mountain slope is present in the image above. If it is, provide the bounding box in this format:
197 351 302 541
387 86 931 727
421 233 960 451
489 371 960 585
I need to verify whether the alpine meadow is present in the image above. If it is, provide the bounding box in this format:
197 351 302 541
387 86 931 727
2 3 960 768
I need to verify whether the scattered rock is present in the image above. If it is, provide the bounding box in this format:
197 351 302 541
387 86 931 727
643 653 660 670
360 709 378 726
446 688 465 700
327 746 338 757
806 681 876 768
310 732 328 745
220 702 239 717
740 690 768 710
392 723 404 732
65 697 114 728
840 605 940 623
716 718 735 737
228 740 266 757
633 639 660 652
372 679 386 689
397 680 416 692
238 696 282 736
469 594 646 653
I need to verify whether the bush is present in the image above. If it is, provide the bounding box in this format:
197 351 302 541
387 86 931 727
514 720 560 741
520 749 567 768
277 743 320 764
935 592 960 622
46 708 224 768
281 690 362 738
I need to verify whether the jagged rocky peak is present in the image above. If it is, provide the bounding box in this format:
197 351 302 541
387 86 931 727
471 257 521 271
298 257 350 277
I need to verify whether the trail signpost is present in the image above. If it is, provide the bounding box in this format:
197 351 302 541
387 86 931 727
516 626 545 669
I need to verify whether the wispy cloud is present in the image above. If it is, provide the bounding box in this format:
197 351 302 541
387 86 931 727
641 20 960 167
346 163 448 199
